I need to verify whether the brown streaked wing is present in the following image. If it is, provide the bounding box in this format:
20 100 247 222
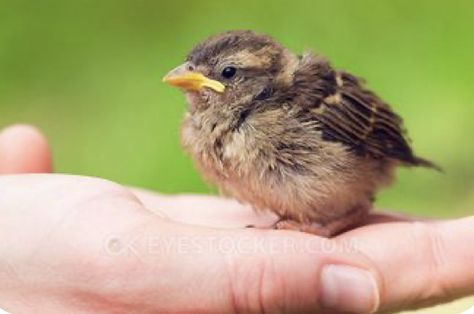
313 71 420 164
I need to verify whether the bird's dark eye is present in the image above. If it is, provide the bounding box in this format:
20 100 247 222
221 66 237 79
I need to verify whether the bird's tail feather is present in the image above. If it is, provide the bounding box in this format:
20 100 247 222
410 156 443 172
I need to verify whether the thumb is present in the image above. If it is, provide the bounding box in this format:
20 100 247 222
0 124 53 174
343 216 474 312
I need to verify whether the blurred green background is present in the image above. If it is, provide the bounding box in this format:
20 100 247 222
2 0 473 217
0 0 473 312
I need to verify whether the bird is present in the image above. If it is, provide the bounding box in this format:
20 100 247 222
163 30 439 237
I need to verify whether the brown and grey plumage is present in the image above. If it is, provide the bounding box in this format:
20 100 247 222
163 30 438 236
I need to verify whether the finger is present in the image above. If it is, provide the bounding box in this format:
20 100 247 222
339 216 474 312
103 219 381 314
130 187 279 228
363 211 417 225
132 187 417 228
0 124 52 174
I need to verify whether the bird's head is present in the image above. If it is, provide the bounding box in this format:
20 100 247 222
163 30 298 113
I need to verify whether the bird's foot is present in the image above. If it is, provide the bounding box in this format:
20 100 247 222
273 207 369 237
273 219 334 237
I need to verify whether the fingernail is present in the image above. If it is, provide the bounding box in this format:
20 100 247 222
320 265 379 313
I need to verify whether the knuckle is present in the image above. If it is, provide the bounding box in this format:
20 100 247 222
226 254 286 314
411 222 450 299
71 176 144 210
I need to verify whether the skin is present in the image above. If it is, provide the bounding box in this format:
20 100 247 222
0 124 52 174
165 30 439 236
0 124 473 314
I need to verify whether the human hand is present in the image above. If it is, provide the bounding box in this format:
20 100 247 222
0 124 472 314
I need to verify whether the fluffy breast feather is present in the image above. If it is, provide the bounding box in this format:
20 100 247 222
181 106 395 223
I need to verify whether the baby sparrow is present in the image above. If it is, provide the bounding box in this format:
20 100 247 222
163 30 438 236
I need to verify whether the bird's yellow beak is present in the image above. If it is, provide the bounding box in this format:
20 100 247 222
163 63 225 93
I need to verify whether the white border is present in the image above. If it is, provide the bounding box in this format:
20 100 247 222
462 305 474 314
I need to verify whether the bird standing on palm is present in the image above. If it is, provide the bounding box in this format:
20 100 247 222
164 30 438 236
